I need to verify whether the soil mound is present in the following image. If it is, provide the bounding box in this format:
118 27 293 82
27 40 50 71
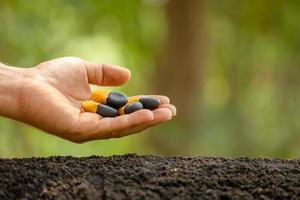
1 154 300 199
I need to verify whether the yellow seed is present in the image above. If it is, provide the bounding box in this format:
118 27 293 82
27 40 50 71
119 102 143 115
91 90 111 104
119 106 125 115
82 101 98 113
127 96 140 104
119 96 139 115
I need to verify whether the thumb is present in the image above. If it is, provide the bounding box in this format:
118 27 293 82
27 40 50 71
85 62 131 86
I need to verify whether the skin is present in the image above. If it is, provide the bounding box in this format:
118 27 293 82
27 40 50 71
0 57 176 143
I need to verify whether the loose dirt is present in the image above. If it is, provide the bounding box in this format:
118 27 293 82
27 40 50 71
0 154 300 199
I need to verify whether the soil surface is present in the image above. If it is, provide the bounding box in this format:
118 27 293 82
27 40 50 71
0 154 300 200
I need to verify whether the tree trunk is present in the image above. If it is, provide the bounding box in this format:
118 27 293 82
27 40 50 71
149 0 206 155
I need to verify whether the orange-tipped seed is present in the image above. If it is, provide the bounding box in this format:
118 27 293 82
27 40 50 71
97 104 119 117
82 100 119 117
127 96 160 110
119 102 143 115
82 101 98 113
127 96 140 104
91 90 128 109
91 90 111 104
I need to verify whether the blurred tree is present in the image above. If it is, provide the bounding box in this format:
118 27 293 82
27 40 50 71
149 0 206 155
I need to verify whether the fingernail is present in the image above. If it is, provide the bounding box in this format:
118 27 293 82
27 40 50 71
170 106 177 116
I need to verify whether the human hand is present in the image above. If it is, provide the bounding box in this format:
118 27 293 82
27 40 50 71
5 57 176 143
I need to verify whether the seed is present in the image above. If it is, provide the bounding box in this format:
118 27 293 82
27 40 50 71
107 92 128 109
91 90 110 104
128 96 160 110
97 104 119 117
139 97 160 110
82 101 98 113
91 90 128 109
119 102 143 115
127 96 140 104
124 102 143 114
82 100 119 117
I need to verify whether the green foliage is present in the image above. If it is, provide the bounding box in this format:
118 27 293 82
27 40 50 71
196 0 300 157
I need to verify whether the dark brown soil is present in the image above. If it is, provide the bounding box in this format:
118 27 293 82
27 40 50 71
1 154 300 200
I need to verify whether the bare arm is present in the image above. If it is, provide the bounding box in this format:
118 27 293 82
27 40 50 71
0 63 25 118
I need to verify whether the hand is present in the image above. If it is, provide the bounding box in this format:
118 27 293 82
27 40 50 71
12 57 176 143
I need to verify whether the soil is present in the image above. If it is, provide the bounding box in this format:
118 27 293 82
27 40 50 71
0 154 300 200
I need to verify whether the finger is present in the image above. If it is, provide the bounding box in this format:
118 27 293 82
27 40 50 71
129 95 170 104
113 107 173 138
83 109 154 140
85 62 131 86
159 104 177 116
90 106 174 139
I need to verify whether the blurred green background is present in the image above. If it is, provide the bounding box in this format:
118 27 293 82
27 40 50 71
1 0 300 158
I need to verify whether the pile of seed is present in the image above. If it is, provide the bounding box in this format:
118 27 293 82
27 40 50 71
82 90 160 117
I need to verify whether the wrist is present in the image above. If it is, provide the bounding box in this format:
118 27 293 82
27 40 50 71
0 63 25 118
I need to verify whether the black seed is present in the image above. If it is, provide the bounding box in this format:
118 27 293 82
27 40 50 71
124 102 143 114
97 104 119 117
139 97 160 110
107 92 128 109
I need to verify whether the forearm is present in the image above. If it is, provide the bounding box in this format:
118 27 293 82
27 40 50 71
0 63 24 118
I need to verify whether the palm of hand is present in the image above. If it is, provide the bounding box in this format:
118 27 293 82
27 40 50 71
19 58 90 140
18 57 175 143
